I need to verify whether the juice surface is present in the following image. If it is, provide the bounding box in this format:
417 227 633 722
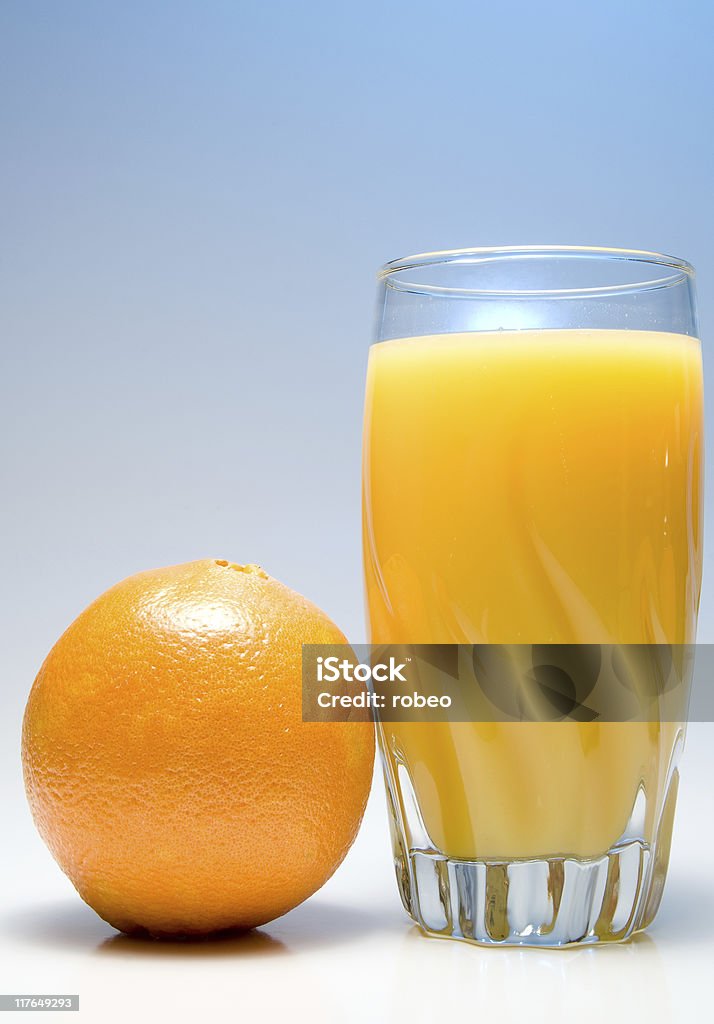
363 329 703 859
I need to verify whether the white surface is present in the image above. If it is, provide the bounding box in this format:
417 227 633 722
2 725 713 1024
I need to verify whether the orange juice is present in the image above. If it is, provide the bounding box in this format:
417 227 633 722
363 329 703 860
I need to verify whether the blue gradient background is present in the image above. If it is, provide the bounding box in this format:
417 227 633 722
1 1 713 754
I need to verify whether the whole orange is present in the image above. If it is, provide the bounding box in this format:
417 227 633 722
22 560 374 937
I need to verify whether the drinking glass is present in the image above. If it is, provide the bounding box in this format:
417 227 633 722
362 246 703 946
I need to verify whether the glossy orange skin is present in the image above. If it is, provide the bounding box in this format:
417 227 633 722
22 560 374 937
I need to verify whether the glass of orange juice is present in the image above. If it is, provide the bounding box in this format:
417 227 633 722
362 247 703 946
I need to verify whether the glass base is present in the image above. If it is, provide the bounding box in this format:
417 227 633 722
395 841 657 947
380 727 682 947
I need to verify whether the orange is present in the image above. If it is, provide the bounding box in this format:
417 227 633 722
22 559 374 937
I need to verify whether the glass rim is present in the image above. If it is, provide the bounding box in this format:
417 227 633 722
377 245 695 299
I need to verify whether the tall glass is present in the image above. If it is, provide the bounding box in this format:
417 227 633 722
362 247 703 946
